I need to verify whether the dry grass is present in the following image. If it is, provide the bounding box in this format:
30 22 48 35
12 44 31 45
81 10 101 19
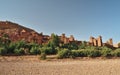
0 56 120 75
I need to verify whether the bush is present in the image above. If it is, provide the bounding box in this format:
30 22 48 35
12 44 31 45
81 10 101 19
0 47 7 55
99 46 112 51
111 49 120 57
30 47 40 55
14 48 24 55
101 49 112 57
71 49 101 57
57 49 71 59
15 41 27 49
7 42 16 53
85 46 97 50
87 50 101 57
40 47 57 55
71 50 87 57
40 53 46 60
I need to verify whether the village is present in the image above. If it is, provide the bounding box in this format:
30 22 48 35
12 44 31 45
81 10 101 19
0 21 118 49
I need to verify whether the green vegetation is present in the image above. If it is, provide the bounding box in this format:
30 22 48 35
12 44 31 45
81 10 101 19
57 49 71 59
40 53 46 60
111 48 120 57
1 33 120 59
0 47 7 55
14 48 24 55
71 49 101 57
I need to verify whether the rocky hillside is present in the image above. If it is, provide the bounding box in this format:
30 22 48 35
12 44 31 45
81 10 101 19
0 21 35 32
0 21 43 44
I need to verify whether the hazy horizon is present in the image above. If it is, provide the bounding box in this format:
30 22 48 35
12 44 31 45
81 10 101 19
0 0 120 44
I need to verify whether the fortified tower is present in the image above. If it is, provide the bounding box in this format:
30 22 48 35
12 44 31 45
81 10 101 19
97 36 103 46
89 36 103 46
109 38 113 46
69 35 74 42
89 36 94 46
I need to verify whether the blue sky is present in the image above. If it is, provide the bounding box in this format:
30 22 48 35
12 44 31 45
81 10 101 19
0 0 120 44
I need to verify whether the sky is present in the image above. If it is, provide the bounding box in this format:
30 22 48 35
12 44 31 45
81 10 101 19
0 0 120 44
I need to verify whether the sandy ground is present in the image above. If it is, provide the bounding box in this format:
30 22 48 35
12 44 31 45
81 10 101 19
0 56 120 75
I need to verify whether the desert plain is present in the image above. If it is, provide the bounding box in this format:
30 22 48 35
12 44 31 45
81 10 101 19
0 56 120 75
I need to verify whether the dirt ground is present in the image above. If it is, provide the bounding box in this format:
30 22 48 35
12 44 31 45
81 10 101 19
0 56 120 75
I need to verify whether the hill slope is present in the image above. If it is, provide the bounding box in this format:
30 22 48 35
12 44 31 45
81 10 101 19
0 21 43 44
0 21 35 32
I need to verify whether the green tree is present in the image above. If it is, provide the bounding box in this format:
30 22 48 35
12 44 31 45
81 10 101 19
43 33 60 54
0 47 7 55
111 48 120 57
100 46 112 57
0 34 11 47
48 33 60 47
15 40 27 49
79 41 87 49
57 49 71 59
30 46 40 55
60 42 78 50
14 48 24 55
40 46 57 55
7 42 16 54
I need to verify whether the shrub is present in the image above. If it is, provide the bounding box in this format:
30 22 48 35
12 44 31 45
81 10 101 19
100 46 112 51
46 47 57 54
7 42 16 53
78 41 87 49
87 50 101 57
111 49 120 57
15 41 27 49
57 49 71 59
30 47 40 55
71 49 101 57
40 53 46 60
0 47 7 55
85 46 97 50
71 50 79 57
40 47 57 55
14 48 24 55
101 49 112 57
71 50 87 57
